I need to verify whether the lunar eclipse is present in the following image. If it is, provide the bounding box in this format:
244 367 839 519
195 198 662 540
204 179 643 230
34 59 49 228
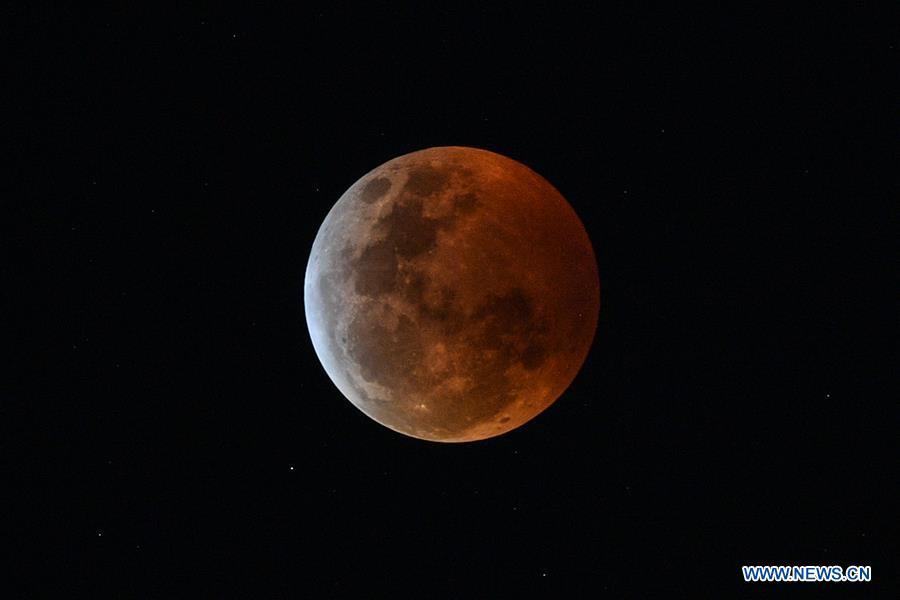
305 147 599 442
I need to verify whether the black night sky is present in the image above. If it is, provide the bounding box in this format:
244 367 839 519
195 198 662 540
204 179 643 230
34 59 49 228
6 4 895 596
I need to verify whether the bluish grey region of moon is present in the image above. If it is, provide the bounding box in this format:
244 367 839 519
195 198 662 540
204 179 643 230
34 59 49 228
304 146 600 442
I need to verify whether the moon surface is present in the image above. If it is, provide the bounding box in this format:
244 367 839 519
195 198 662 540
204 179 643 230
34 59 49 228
304 146 599 442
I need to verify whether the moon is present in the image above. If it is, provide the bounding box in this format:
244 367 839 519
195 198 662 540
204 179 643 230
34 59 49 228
304 147 599 442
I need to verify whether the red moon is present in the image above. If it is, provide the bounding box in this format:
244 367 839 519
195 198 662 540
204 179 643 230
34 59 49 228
304 147 599 442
